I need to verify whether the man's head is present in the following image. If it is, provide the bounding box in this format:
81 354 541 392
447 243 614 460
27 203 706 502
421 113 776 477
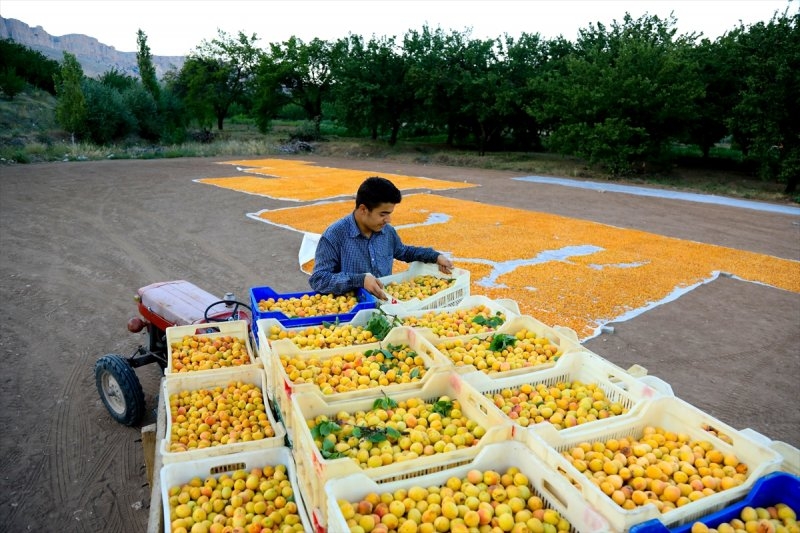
354 177 401 236
356 177 402 210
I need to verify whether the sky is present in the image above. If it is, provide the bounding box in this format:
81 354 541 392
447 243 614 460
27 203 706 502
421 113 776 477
1 0 795 56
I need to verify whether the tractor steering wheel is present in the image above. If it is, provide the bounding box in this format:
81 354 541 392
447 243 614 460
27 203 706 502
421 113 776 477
204 299 252 323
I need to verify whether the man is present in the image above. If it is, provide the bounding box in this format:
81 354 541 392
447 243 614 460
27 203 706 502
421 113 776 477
309 176 453 299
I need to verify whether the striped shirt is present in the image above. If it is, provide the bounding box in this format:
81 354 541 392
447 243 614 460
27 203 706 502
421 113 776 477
308 213 440 294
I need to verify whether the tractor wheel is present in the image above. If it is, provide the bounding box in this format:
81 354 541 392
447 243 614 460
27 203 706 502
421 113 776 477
95 354 145 426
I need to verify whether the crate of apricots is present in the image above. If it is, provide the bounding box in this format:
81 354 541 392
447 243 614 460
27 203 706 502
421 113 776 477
629 471 799 533
289 370 513 529
249 286 377 332
461 350 668 439
521 395 785 533
165 320 256 377
160 365 285 464
378 261 471 312
267 326 452 444
325 440 611 533
255 294 520 359
433 314 583 379
160 446 312 533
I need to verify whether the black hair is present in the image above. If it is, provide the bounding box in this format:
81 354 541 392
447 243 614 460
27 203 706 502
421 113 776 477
355 176 402 210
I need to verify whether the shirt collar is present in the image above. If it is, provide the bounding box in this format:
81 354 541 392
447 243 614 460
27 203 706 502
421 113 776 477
347 212 384 239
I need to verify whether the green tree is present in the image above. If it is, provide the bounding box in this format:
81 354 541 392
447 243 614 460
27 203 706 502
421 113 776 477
681 38 740 158
537 14 703 174
81 78 136 144
331 34 413 144
136 29 160 102
0 38 59 94
54 52 88 143
255 36 344 137
0 66 26 99
179 29 262 130
726 10 800 192
404 26 468 146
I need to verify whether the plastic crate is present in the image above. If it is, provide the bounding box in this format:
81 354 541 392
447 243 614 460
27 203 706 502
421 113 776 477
377 261 471 312
628 472 800 533
249 286 377 336
256 294 521 362
160 446 312 533
268 326 452 446
165 320 257 377
433 314 584 379
460 350 669 439
325 440 612 533
290 370 513 529
522 396 784 533
160 365 286 464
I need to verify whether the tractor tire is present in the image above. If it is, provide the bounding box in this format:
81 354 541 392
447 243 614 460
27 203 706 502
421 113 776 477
95 354 146 426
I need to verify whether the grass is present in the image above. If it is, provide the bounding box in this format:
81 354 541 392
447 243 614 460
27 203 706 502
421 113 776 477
1 88 796 204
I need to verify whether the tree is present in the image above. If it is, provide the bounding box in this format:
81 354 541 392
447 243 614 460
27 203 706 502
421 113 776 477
0 67 26 99
331 34 414 144
536 14 704 174
726 10 800 193
255 36 344 137
178 29 262 130
54 52 88 143
0 38 59 94
136 29 160 102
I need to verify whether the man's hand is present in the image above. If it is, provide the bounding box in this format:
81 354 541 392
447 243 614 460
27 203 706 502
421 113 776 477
364 273 388 300
436 254 453 275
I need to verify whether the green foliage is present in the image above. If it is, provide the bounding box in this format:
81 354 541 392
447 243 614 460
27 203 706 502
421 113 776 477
136 30 160 101
0 39 59 94
81 78 136 144
0 67 26 99
255 36 343 136
54 52 88 140
122 83 161 141
537 14 704 174
181 29 263 130
725 10 800 192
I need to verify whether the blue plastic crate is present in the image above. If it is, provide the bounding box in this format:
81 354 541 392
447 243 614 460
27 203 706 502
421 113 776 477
629 472 800 533
249 286 377 334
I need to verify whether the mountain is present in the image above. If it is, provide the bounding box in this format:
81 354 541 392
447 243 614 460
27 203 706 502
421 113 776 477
0 16 185 79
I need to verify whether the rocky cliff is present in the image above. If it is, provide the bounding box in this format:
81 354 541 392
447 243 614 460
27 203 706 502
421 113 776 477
1 16 185 79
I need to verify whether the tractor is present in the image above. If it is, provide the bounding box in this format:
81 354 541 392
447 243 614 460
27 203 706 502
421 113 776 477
94 280 253 426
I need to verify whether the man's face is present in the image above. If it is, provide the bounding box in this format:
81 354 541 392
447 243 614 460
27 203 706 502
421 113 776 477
357 202 395 234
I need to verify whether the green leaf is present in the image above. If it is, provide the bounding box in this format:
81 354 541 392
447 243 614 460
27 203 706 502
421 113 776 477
409 367 420 379
386 427 401 440
367 432 387 443
473 313 505 328
433 398 453 417
315 420 340 437
373 393 397 411
489 333 517 351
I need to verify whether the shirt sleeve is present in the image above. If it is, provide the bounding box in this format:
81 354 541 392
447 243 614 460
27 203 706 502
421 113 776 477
308 232 366 295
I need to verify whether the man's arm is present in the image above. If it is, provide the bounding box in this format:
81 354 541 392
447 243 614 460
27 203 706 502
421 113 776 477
308 235 366 295
390 229 453 274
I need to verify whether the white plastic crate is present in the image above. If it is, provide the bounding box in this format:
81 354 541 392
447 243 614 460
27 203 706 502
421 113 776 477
522 396 784 533
165 319 257 377
256 294 521 361
160 365 286 464
160 447 311 533
290 370 513 529
325 440 611 533
378 261 471 312
268 326 452 448
461 350 669 439
433 314 584 378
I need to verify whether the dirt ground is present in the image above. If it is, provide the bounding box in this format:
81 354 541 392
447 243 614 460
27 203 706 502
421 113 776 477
0 156 798 533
